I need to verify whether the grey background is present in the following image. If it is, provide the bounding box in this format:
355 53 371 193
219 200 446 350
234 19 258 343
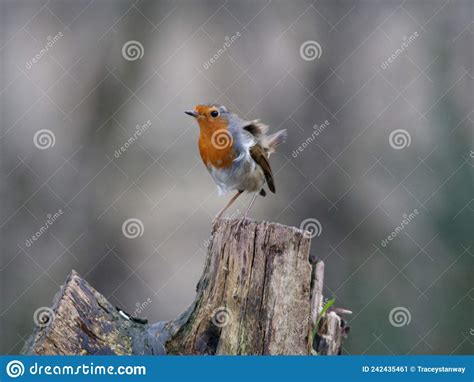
1 0 473 354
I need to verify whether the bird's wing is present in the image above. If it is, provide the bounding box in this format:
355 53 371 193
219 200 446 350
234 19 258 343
242 120 268 139
249 143 275 193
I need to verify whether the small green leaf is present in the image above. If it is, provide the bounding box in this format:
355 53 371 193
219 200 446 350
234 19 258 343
318 298 335 324
311 298 336 340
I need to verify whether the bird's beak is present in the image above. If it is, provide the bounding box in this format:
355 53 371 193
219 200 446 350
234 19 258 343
184 110 198 118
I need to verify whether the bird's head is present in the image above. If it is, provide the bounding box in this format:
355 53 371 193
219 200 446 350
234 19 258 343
185 104 231 132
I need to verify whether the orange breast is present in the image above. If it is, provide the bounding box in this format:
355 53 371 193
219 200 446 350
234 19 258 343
198 118 236 169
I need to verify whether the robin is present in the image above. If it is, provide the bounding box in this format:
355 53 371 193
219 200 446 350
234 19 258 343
185 104 287 222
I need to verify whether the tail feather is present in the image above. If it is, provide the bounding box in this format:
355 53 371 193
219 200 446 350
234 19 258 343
243 120 268 137
264 129 287 155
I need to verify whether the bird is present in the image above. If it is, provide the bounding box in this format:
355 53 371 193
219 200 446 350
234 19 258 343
185 104 287 223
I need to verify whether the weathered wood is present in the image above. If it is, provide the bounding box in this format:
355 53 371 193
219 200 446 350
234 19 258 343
23 219 349 355
314 312 349 355
310 260 325 326
311 259 350 355
165 219 313 355
22 270 155 355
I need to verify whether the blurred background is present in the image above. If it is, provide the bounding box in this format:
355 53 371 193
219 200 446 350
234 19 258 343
1 0 472 355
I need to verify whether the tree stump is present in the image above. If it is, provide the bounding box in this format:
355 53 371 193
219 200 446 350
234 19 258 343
23 219 349 355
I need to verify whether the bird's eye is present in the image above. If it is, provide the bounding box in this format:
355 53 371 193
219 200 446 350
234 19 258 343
210 110 219 118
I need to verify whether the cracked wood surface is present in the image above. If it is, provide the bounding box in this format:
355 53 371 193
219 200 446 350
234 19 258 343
165 219 312 355
23 219 348 355
22 270 154 355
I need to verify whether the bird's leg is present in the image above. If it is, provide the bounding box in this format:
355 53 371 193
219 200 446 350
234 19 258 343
235 192 258 232
243 192 258 220
213 190 243 224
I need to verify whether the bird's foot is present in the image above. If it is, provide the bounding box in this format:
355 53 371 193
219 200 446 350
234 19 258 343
235 215 249 232
211 216 220 228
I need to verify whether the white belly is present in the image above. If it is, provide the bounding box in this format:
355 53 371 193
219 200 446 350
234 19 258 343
208 156 265 195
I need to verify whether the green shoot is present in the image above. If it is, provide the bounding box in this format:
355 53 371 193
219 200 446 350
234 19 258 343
311 298 335 341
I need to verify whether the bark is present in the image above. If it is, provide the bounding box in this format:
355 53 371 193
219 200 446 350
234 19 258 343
23 219 349 355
